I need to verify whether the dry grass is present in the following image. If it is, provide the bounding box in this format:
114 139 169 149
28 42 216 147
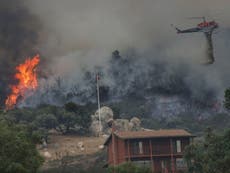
38 134 106 162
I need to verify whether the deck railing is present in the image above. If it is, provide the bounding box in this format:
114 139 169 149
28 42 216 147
127 144 183 158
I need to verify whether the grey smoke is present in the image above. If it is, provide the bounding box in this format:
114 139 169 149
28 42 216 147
23 49 226 117
3 0 230 116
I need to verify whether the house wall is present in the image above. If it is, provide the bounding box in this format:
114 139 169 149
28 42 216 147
181 137 190 152
152 138 171 155
107 136 191 173
108 135 126 165
126 139 151 157
116 136 126 164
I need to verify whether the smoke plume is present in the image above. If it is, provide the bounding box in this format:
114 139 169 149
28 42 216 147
1 0 230 117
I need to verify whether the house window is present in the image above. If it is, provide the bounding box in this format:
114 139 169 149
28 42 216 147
131 142 139 155
131 141 143 155
176 158 187 169
176 140 181 153
139 141 143 154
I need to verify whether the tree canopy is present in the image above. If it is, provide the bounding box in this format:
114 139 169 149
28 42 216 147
184 128 230 173
0 120 43 173
3 102 92 135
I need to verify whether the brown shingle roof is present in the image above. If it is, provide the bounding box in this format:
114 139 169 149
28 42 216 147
104 129 194 145
115 129 193 139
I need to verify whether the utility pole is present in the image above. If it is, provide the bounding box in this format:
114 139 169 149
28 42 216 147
96 74 102 135
112 120 116 173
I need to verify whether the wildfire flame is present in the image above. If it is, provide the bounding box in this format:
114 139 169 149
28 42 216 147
5 55 40 110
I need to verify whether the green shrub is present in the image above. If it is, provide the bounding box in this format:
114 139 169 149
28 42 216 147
0 121 44 173
108 162 151 173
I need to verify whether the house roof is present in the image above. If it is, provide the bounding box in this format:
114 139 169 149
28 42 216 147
116 129 193 139
104 129 194 145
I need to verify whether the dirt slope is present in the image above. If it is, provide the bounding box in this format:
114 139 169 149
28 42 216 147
38 134 106 162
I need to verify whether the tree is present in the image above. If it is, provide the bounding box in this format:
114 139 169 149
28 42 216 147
4 108 34 124
224 88 230 110
0 121 43 173
64 102 78 112
61 111 77 133
34 113 58 129
64 102 91 133
184 128 230 173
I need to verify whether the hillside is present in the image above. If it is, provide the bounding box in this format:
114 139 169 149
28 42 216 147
39 134 107 173
39 134 105 162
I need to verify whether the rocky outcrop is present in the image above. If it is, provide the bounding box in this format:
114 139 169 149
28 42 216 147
90 106 114 135
113 117 141 131
90 106 141 135
129 117 141 131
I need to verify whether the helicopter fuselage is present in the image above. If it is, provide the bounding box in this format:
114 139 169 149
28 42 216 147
176 21 218 34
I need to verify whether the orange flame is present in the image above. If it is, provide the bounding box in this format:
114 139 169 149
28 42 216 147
5 55 40 110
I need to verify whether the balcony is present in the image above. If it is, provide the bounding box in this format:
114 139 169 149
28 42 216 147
126 144 183 159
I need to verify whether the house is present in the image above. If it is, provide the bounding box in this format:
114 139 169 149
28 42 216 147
104 129 195 173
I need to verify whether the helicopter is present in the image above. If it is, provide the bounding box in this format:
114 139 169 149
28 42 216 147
174 17 218 34
173 17 219 64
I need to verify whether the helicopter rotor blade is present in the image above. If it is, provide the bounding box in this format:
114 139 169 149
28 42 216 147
187 16 206 21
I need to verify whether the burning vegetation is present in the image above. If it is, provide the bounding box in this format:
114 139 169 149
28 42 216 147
5 55 40 110
0 0 42 106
